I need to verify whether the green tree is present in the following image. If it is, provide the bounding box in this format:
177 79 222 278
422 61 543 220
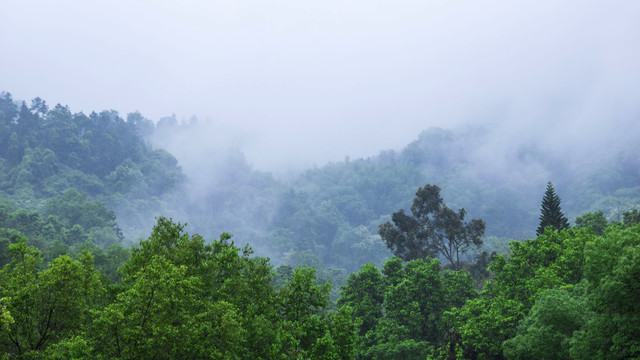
0 242 104 358
338 263 384 338
326 305 360 360
92 255 246 359
445 228 593 359
570 223 640 359
537 181 570 236
503 288 588 360
120 217 285 359
623 209 640 226
278 266 335 358
369 257 470 359
44 188 122 247
575 210 608 235
339 256 477 359
378 184 485 269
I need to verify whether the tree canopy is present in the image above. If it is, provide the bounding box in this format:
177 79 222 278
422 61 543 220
0 217 360 359
378 184 485 269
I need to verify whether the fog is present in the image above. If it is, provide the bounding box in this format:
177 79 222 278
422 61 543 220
2 1 639 173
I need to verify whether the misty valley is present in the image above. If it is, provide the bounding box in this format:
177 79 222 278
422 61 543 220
1 92 639 359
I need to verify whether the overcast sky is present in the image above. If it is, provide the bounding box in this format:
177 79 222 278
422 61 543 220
1 0 639 170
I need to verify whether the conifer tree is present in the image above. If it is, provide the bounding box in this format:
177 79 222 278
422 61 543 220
536 181 570 236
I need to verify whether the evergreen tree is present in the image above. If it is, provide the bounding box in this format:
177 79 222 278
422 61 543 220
536 182 569 236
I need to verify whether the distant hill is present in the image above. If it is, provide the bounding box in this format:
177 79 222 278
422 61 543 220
2 91 639 275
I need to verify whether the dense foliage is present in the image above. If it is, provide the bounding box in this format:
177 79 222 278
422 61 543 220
0 92 184 242
3 91 640 277
2 91 640 358
335 222 640 359
0 217 359 359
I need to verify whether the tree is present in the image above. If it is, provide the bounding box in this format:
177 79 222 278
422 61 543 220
536 181 569 236
623 209 640 226
378 184 485 269
0 242 104 358
503 288 588 360
338 257 478 360
92 255 247 360
337 263 384 338
575 211 608 235
570 223 640 359
444 228 593 359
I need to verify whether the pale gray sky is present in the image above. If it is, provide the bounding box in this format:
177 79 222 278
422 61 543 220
1 0 639 170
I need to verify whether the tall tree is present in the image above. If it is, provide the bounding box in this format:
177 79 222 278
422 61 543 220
378 184 485 269
536 181 570 236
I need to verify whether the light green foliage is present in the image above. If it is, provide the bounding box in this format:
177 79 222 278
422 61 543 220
445 295 525 359
0 242 104 357
278 266 346 358
74 242 130 283
288 250 348 302
281 266 330 323
337 263 384 337
0 297 13 341
93 255 245 359
445 228 593 359
490 229 591 307
120 217 286 359
503 288 588 360
442 270 476 309
367 335 429 360
327 305 360 360
42 336 96 360
440 224 640 360
0 216 360 359
97 217 356 360
570 223 640 359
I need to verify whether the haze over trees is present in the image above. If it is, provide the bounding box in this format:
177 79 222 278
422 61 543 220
1 92 639 358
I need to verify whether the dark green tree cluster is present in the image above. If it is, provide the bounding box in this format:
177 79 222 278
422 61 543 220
574 210 609 235
0 92 184 241
0 217 359 359
0 92 182 198
379 184 485 270
0 198 128 278
337 257 476 359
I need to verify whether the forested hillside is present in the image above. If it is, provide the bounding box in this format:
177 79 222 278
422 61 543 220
2 91 640 272
148 118 640 275
1 92 639 358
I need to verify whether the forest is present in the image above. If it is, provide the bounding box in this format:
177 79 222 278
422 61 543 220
1 92 639 359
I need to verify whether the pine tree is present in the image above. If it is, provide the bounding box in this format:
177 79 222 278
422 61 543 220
536 181 570 236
